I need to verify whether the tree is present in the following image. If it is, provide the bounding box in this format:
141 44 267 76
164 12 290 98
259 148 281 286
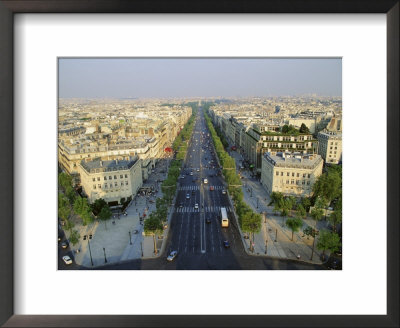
241 211 262 252
74 197 93 226
301 197 311 212
297 204 306 219
317 230 341 261
310 206 324 229
303 226 319 260
329 209 342 233
58 172 73 191
91 198 107 216
144 215 164 255
287 196 296 217
299 123 310 134
98 205 112 230
286 217 303 241
69 229 80 246
279 198 291 226
269 191 283 206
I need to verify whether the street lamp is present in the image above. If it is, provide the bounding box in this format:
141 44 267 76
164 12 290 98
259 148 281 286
129 231 132 245
83 234 93 266
103 247 107 263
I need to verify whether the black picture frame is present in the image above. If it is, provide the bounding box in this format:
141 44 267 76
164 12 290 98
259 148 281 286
0 1 398 327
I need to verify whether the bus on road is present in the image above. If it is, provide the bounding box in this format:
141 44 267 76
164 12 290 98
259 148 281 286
221 207 229 228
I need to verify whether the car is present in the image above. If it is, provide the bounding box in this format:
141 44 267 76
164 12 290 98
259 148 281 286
190 172 193 176
206 217 211 224
204 178 208 184
221 189 226 194
61 241 69 249
62 255 73 265
209 186 214 191
194 203 199 209
167 250 178 262
223 240 230 248
186 193 190 199
196 168 200 172
179 202 183 208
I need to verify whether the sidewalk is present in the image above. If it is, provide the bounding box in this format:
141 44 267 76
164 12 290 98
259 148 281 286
228 149 327 264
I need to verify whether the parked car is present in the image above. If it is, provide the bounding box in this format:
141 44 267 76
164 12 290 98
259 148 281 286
209 186 214 191
221 189 226 194
61 241 69 249
223 240 230 248
167 250 178 262
186 193 190 199
62 255 73 265
194 203 199 210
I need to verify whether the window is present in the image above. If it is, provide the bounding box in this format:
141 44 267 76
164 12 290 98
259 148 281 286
93 185 96 189
308 174 311 178
307 181 310 185
296 180 299 185
292 172 295 177
303 173 306 178
120 175 123 179
281 172 283 176
286 180 289 184
291 179 294 184
115 182 118 187
302 181 305 185
276 171 279 176
121 182 124 186
98 184 101 189
109 176 112 180
104 184 108 189
297 173 299 177
114 175 117 179
104 176 107 180
125 174 128 178
125 181 128 185
287 172 290 176
92 178 95 182
97 177 100 181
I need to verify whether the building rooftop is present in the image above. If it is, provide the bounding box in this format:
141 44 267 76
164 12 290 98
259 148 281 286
264 152 322 169
80 156 139 173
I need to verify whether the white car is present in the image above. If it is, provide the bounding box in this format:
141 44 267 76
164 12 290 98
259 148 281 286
204 178 208 184
222 189 227 194
62 255 73 265
186 193 190 199
167 250 178 262
194 203 199 210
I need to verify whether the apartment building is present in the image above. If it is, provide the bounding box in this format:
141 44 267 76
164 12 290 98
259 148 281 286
261 152 323 197
317 131 342 164
243 126 318 173
79 156 142 204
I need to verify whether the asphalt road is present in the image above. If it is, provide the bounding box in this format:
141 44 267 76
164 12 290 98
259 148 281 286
90 108 324 270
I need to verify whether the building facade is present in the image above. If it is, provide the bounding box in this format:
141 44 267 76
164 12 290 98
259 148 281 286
78 156 142 204
261 152 323 197
317 131 342 164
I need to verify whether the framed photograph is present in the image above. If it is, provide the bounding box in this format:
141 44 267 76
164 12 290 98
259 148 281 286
0 1 398 327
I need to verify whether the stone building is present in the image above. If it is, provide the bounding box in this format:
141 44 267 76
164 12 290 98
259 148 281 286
261 152 323 197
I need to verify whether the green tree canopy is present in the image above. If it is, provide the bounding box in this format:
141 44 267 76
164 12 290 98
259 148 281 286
286 217 303 241
317 230 341 259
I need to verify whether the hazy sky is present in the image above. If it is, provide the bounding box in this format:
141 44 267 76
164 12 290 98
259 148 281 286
58 58 341 98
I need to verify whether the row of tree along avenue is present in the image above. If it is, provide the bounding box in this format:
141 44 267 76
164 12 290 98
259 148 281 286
204 111 262 252
144 106 198 254
268 164 342 261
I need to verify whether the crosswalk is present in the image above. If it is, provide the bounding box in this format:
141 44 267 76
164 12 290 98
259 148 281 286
178 185 224 191
175 206 233 213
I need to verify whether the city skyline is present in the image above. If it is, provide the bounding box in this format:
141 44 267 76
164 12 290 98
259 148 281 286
59 58 342 99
